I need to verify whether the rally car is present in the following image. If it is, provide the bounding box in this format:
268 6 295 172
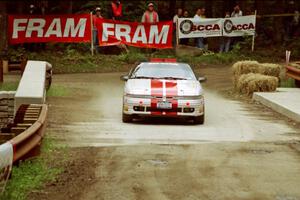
120 59 205 124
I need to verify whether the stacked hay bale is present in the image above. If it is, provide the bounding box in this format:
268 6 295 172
237 73 278 95
232 61 281 95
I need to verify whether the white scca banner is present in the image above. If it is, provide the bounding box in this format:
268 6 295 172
223 15 256 37
178 18 222 39
0 142 13 169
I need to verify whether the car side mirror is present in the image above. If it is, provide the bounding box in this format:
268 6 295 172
198 77 207 83
120 75 129 81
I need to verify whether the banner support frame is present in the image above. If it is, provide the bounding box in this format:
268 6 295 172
90 12 94 56
176 19 179 46
251 10 257 52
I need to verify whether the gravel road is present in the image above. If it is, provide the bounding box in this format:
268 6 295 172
31 65 300 200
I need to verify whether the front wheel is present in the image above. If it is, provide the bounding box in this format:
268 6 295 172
194 114 204 125
122 113 133 123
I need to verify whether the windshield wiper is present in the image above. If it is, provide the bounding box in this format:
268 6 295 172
131 76 156 79
158 77 187 80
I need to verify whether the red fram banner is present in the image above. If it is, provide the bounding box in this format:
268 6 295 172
8 14 91 44
96 19 173 48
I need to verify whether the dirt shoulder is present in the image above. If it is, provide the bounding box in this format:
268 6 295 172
28 142 300 200
29 147 98 200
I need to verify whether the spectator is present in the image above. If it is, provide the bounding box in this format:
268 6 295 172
231 4 243 17
29 4 37 14
26 4 42 51
173 8 183 46
219 11 231 53
173 8 183 24
284 1 299 40
183 10 189 18
142 3 159 23
230 4 243 48
180 10 190 45
110 0 122 20
93 7 103 53
293 11 300 37
194 7 205 49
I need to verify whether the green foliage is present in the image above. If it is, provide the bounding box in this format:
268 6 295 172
178 51 250 66
0 82 19 91
0 139 63 200
26 44 132 73
280 78 296 88
47 85 71 97
118 52 147 64
2 47 26 61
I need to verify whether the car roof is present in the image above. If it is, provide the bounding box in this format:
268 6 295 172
139 62 191 67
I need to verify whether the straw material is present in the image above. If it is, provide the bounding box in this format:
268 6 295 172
290 62 300 69
259 63 281 77
232 60 281 88
237 73 278 96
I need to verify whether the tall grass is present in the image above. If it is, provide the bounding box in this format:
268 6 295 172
0 138 64 200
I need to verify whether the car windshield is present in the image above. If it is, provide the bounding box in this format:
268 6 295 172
130 63 196 80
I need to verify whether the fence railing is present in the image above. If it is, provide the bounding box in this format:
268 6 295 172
0 104 47 193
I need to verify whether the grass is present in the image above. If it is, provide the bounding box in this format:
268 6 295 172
47 85 71 97
0 82 19 91
280 78 296 88
0 138 65 200
28 50 132 74
10 40 293 75
24 43 273 74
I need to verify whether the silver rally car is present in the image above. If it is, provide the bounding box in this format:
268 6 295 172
120 60 205 124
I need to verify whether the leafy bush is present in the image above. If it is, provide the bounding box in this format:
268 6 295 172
118 52 147 64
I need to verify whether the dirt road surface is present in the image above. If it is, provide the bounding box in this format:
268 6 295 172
31 66 300 200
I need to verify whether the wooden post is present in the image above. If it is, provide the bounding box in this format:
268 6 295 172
251 10 257 52
176 18 179 46
0 60 3 83
285 50 291 66
90 12 94 56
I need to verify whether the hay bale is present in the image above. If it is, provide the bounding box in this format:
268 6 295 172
232 61 260 88
259 63 281 78
290 62 300 70
237 73 278 95
232 61 281 88
232 60 260 76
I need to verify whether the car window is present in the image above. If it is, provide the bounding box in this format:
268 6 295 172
130 63 196 80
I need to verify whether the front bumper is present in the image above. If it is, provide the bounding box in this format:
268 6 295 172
123 95 204 117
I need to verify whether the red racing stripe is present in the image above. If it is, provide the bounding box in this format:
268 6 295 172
151 80 163 97
166 81 178 116
151 80 163 115
165 81 178 97
150 80 179 116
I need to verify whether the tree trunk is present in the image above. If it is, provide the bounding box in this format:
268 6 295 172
205 0 212 17
180 1 185 9
273 0 285 43
169 0 176 15
0 1 7 51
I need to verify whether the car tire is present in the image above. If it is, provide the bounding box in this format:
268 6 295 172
122 113 133 123
194 114 204 125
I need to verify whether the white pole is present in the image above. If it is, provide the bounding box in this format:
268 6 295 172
251 10 257 52
286 50 291 66
176 18 179 46
90 12 94 56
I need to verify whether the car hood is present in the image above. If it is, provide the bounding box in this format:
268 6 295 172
124 79 203 96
